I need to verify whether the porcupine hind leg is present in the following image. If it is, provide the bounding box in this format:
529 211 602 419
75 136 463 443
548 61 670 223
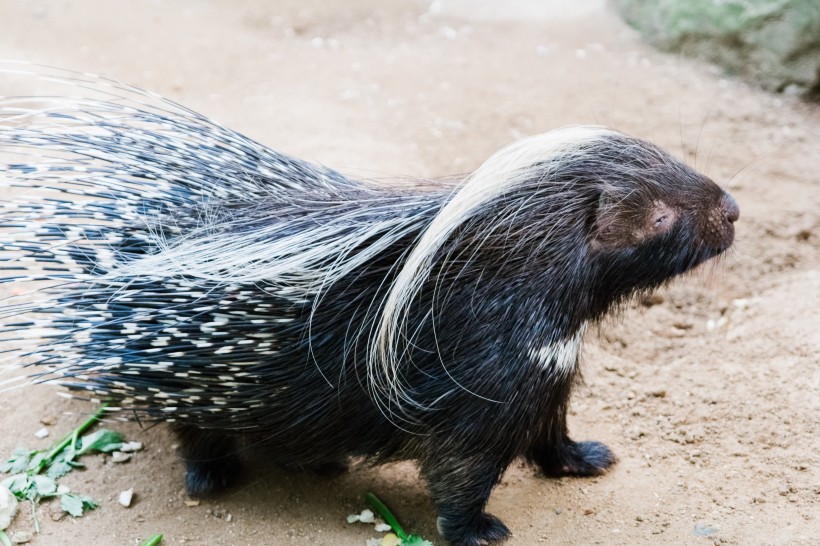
172 425 241 497
534 438 616 477
421 448 513 546
526 392 616 477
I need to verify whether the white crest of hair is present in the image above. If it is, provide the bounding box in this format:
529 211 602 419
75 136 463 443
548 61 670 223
369 126 614 413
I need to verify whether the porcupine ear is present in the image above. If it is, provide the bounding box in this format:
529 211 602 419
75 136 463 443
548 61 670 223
589 190 621 251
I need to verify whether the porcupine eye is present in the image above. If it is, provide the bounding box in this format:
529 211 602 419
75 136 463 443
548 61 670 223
647 201 677 236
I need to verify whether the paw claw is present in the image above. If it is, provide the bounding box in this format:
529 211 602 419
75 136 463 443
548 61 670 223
439 512 511 546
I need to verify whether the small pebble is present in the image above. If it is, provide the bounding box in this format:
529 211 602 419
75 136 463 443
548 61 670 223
118 488 134 508
111 451 131 463
34 428 49 439
374 522 392 532
119 441 143 453
347 509 375 524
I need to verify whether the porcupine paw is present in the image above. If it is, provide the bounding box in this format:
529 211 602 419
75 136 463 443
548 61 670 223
539 440 617 478
184 455 241 497
438 513 511 546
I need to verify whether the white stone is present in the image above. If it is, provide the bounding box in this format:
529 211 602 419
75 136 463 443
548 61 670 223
119 441 143 453
111 451 131 463
0 484 18 530
118 488 134 508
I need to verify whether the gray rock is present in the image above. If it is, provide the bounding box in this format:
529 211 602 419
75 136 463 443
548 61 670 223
615 0 820 97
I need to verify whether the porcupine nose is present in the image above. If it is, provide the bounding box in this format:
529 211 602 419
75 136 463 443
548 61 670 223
722 193 740 224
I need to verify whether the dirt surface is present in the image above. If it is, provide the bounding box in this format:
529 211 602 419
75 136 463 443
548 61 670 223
0 1 818 545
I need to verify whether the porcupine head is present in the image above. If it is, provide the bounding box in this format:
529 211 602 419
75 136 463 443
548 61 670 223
367 128 738 545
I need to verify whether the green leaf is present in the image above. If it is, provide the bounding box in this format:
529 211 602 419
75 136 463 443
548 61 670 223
77 429 124 456
365 493 434 546
139 534 164 546
54 445 82 468
2 474 34 500
25 452 46 473
60 493 98 517
2 474 57 502
31 475 57 498
365 492 407 539
60 493 84 517
45 460 73 480
0 448 37 474
0 529 12 546
2 473 58 503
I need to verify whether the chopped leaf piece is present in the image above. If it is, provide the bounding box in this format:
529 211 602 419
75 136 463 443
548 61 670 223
0 449 36 475
60 494 98 517
60 494 83 518
0 476 24 496
45 461 73 480
76 429 124 456
0 404 127 532
31 476 57 498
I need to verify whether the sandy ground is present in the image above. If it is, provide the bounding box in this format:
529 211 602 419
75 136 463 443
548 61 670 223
0 1 818 545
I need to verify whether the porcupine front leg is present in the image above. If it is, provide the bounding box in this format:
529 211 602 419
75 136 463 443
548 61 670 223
172 424 241 496
526 384 616 477
421 448 513 546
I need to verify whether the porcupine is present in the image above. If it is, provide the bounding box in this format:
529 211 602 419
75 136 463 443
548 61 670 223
0 67 738 545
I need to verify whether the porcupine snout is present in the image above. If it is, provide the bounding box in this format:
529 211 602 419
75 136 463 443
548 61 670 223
722 193 740 225
704 192 739 252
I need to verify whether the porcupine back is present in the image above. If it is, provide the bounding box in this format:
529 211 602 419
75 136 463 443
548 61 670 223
0 66 447 433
